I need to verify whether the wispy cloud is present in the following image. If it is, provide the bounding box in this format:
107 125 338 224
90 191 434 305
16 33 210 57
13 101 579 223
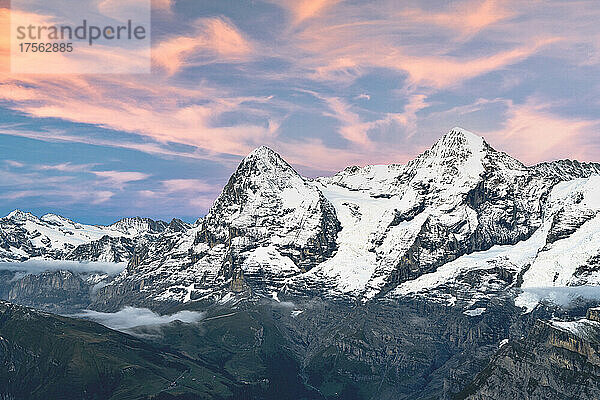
484 98 600 164
276 0 341 25
37 162 96 172
139 178 222 214
399 0 515 39
151 0 173 12
92 170 151 188
76 307 205 331
1 0 600 221
153 17 254 75
161 178 219 193
0 159 149 206
321 95 373 146
4 160 25 168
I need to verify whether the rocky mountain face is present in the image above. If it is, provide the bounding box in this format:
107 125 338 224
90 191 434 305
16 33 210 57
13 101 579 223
87 127 600 311
0 212 169 263
93 146 342 310
288 129 600 303
0 212 186 311
2 127 600 399
459 307 600 399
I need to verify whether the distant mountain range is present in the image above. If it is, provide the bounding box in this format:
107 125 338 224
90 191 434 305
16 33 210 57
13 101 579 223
3 127 600 311
2 127 600 399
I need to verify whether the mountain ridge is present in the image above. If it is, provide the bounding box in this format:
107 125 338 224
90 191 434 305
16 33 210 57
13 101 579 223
2 127 600 313
3 127 600 399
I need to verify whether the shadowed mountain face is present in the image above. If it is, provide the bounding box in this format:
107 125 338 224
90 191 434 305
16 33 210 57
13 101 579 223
2 128 600 399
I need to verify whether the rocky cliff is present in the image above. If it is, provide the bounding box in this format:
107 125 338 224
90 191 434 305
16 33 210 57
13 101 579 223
459 309 600 399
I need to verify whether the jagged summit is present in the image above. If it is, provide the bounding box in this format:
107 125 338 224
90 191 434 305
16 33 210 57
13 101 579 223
41 213 75 225
5 209 23 218
427 126 486 160
239 145 299 178
246 145 277 158
109 217 168 235
3 209 38 222
208 144 307 210
200 142 340 255
447 126 482 140
400 127 488 194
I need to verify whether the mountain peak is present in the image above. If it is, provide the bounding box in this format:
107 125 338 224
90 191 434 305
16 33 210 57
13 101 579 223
41 213 73 225
6 209 23 218
448 126 480 139
436 127 485 150
109 217 168 235
4 209 36 221
240 145 298 177
422 127 486 163
247 145 276 157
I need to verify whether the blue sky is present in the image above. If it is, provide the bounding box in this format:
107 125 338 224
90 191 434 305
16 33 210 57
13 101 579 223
1 0 600 224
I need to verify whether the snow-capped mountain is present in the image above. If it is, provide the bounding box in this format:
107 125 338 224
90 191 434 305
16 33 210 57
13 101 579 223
2 127 600 314
0 211 170 262
93 146 341 308
287 128 547 300
3 127 600 399
89 128 600 311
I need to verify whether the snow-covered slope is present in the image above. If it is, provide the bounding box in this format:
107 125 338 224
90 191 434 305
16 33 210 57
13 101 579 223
93 146 341 306
4 127 600 313
383 173 600 312
109 217 169 236
286 128 557 300
92 128 600 309
0 210 168 262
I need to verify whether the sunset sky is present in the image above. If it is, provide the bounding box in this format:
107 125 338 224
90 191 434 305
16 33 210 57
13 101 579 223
1 0 599 224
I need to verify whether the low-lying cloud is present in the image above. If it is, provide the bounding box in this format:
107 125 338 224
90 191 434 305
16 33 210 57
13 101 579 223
518 286 600 310
0 259 127 276
76 306 205 331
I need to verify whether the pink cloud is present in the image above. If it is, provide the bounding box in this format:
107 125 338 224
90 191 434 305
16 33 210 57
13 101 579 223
161 179 220 193
294 14 558 88
152 0 173 11
153 17 253 75
0 187 115 205
92 191 116 204
269 1 560 91
390 94 429 137
320 95 373 146
298 90 429 159
4 160 25 168
138 178 222 214
275 0 340 25
277 137 424 175
0 72 278 160
400 0 514 38
483 99 600 165
0 127 240 166
394 39 559 88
